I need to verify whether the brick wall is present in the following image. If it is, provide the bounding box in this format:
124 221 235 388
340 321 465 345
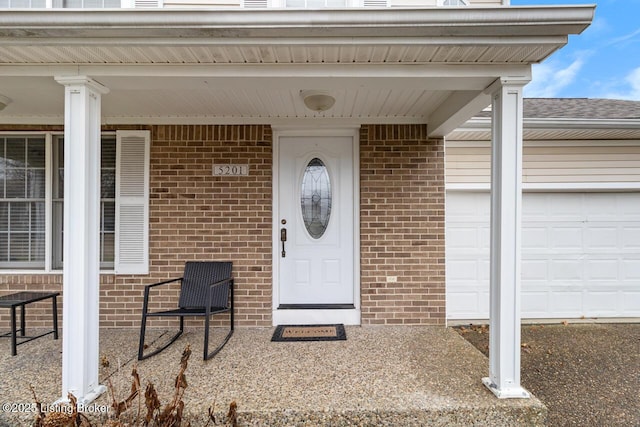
0 125 273 329
360 125 446 325
115 125 274 328
1 123 445 330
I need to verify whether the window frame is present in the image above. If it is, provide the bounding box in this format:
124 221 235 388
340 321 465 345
0 134 47 270
1 0 131 7
438 0 468 6
0 131 118 274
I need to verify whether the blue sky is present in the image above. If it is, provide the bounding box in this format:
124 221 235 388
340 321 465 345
512 0 640 100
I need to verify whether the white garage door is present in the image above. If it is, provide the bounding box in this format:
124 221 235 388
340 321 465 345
446 192 640 320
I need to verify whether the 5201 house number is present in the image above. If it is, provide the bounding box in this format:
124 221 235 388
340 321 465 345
212 164 249 176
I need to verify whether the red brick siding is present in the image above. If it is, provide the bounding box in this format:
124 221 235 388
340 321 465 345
360 125 446 325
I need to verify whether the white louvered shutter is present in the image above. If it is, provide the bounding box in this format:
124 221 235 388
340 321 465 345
243 0 268 7
134 0 162 7
363 0 388 6
115 130 150 275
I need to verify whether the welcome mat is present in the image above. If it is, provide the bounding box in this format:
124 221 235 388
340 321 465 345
271 324 347 342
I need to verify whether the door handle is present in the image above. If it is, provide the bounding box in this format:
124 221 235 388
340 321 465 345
280 227 287 258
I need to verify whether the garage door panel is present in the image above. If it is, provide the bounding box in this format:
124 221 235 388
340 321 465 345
521 292 549 314
522 259 548 280
622 228 640 248
622 292 640 314
585 227 618 249
479 259 490 280
447 227 481 250
447 191 640 319
446 285 490 318
550 292 583 315
586 259 620 280
584 292 619 315
547 193 584 217
622 260 640 279
551 227 583 249
447 259 481 280
522 227 549 249
585 194 623 218
551 260 584 280
522 194 549 217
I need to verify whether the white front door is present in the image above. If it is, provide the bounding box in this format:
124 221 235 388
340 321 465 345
276 133 356 319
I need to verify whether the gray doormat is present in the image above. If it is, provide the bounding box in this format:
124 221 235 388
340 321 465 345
271 324 347 342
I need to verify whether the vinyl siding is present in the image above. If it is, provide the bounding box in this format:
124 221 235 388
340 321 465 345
446 141 640 185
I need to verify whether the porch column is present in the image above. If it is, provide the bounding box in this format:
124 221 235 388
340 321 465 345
481 78 530 399
54 76 109 404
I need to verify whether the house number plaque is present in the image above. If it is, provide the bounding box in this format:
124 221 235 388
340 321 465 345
213 164 249 176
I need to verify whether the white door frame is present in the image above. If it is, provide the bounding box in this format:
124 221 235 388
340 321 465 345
272 127 361 325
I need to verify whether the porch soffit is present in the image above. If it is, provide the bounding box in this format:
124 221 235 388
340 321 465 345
0 6 594 128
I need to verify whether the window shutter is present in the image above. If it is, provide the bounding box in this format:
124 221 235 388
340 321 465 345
134 0 162 7
243 0 268 7
363 0 388 6
115 130 150 275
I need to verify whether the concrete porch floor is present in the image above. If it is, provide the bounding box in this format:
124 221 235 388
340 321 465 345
0 326 545 426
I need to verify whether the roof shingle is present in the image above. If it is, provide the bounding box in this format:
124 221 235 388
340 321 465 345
477 98 640 120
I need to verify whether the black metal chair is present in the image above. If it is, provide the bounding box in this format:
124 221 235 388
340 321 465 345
138 261 234 360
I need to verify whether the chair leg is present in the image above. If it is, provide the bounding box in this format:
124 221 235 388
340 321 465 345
138 313 148 360
203 283 234 360
138 315 185 361
203 312 210 360
203 311 234 361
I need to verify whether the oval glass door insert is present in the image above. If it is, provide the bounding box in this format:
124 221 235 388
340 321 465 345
301 157 332 239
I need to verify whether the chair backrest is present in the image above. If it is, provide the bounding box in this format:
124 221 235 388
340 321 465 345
178 261 233 309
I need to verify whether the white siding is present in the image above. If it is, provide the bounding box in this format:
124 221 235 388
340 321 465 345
446 141 640 185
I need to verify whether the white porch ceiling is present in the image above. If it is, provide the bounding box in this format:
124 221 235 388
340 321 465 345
0 6 595 130
0 75 458 123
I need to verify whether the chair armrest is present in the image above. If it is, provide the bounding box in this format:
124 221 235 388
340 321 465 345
206 278 234 309
144 277 183 291
142 277 183 313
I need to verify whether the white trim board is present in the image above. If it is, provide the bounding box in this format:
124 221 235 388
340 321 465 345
446 183 640 192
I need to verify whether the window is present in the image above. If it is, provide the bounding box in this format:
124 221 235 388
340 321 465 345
440 0 468 5
285 0 346 7
0 130 149 273
62 0 121 6
0 0 123 7
0 0 46 7
51 135 116 270
244 0 387 7
0 136 46 269
301 157 332 239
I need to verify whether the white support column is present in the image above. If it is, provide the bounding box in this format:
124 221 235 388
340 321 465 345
55 76 109 405
482 78 530 399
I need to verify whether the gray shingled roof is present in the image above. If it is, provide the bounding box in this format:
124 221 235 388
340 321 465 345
477 98 640 120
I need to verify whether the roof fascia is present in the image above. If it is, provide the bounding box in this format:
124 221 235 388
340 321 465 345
457 116 640 131
0 6 595 41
